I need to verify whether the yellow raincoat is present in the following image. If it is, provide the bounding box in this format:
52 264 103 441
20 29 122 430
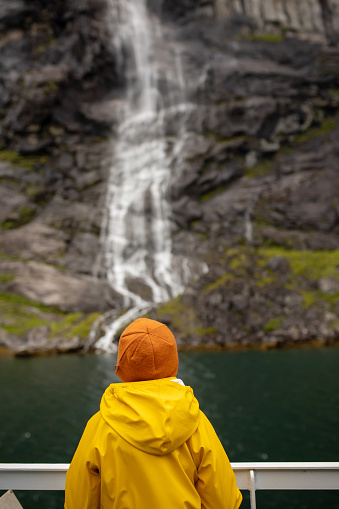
64 377 242 509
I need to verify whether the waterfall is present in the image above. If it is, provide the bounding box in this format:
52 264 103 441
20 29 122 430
94 0 188 351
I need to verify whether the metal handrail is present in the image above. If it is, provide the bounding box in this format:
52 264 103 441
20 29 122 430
1 462 338 509
233 462 339 509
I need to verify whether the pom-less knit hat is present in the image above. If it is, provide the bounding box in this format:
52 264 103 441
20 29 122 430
115 318 178 382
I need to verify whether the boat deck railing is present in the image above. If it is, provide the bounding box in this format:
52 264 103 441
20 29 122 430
0 462 338 509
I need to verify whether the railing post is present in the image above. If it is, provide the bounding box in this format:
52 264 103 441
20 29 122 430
249 469 256 509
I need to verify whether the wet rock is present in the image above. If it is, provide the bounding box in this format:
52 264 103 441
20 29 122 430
51 152 74 173
57 336 83 353
4 91 56 134
258 227 339 251
266 256 290 273
63 232 100 274
0 223 67 263
172 196 202 228
0 1 36 31
0 328 19 350
37 195 101 233
13 326 54 357
16 136 53 154
0 260 114 313
79 99 123 129
0 187 31 223
318 276 339 294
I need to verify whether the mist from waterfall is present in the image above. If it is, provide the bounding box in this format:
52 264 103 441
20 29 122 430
94 0 189 351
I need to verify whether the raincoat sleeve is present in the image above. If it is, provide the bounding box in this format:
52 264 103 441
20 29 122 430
188 411 242 509
64 414 102 509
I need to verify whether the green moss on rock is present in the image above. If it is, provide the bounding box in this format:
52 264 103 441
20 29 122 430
195 326 217 336
70 313 102 339
156 296 206 337
294 118 336 145
4 316 48 336
245 159 274 179
1 205 36 229
0 291 63 313
301 289 339 309
203 273 232 292
49 312 101 340
0 291 102 345
261 247 339 280
0 273 16 284
0 151 48 170
242 33 284 43
201 186 228 203
263 316 284 332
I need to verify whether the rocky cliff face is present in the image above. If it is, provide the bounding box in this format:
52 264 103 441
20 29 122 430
160 0 339 45
0 0 121 354
215 0 339 44
0 0 339 354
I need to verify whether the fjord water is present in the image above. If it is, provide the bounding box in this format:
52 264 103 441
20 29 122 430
1 347 339 508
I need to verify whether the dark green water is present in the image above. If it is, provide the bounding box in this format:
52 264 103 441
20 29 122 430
1 347 339 508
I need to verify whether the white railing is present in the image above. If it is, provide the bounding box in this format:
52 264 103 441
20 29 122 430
0 463 338 509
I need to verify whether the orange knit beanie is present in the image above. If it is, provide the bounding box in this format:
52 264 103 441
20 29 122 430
115 318 178 382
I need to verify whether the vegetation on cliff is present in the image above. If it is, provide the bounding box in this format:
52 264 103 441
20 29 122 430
150 245 339 349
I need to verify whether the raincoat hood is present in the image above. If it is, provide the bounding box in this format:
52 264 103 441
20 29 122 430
100 378 200 456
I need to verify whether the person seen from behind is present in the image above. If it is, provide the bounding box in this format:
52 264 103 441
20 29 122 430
64 317 242 509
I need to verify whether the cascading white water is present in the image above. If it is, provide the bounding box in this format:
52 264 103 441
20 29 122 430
103 116 180 305
94 0 189 351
